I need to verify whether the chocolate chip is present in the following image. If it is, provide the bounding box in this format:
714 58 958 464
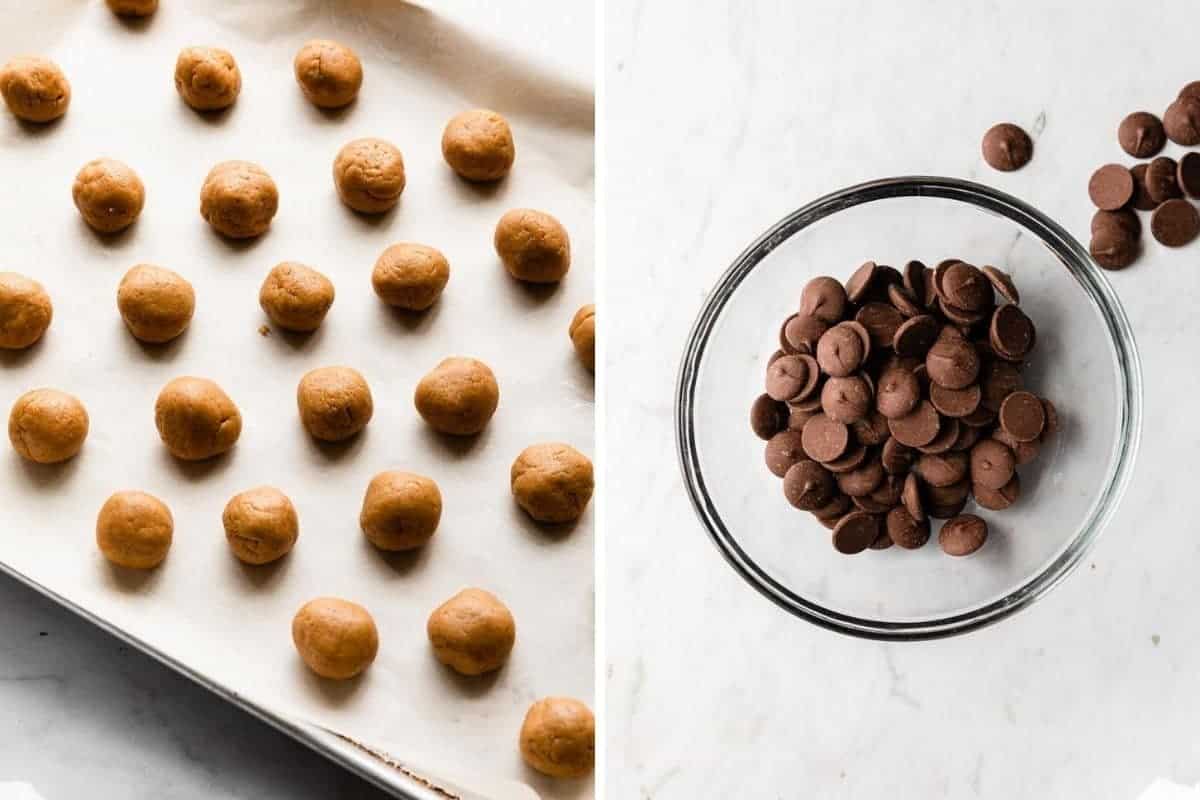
1118 111 1166 158
939 514 988 556
1179 153 1200 199
892 314 939 358
981 123 1033 171
998 390 1045 442
788 406 815 431
876 367 920 419
961 405 997 428
831 511 880 555
989 304 1035 361
1164 96 1200 146
980 359 1023 411
765 354 808 401
1180 81 1200 101
836 458 885 497
928 500 969 520
981 265 1019 305
1041 397 1060 438
1088 164 1135 211
949 423 983 452
855 302 904 350
1151 198 1200 247
929 381 981 418
925 478 970 508
914 451 969 488
822 441 868 473
751 394 788 439
902 260 926 300
916 417 959 454
941 263 991 312
813 494 852 520
783 313 828 353
821 375 872 424
992 428 1041 464
1089 226 1139 270
926 326 980 389
970 438 1016 490
887 283 924 318
800 276 849 323
887 399 941 447
800 413 850 463
1092 208 1141 238
880 436 915 474
866 474 903 508
765 430 806 477
1146 156 1183 204
1130 163 1158 211
783 460 835 510
792 354 822 400
845 261 878 304
973 473 1020 511
901 473 925 522
869 530 894 550
816 324 865 377
939 301 987 328
851 410 891 446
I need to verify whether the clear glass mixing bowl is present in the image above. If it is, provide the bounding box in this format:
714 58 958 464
676 177 1143 639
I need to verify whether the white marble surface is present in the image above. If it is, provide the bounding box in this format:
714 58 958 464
605 1 1200 797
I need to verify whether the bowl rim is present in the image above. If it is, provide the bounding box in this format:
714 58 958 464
675 175 1144 640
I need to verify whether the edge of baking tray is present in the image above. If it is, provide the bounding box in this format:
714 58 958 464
0 558 445 800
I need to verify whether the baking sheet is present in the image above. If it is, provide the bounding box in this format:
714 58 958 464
0 1 594 798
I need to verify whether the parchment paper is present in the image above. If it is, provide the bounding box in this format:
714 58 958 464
0 2 594 798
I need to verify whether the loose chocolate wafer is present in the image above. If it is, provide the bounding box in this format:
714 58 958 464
816 323 866 377
1088 164 1135 211
1178 152 1200 198
886 505 930 549
981 266 1019 305
901 473 925 522
970 438 1016 490
915 451 969 488
1151 198 1200 247
880 437 915 475
939 514 988 556
801 413 849 463
876 367 920 419
989 304 1035 361
1119 111 1166 158
783 460 836 511
845 261 878 303
973 473 1020 511
981 123 1033 171
832 511 880 555
1130 163 1158 211
1145 156 1182 204
888 400 941 447
998 390 1045 442
930 382 981 418
783 313 828 353
765 429 806 477
751 394 788 439
1164 96 1200 146
800 276 849 324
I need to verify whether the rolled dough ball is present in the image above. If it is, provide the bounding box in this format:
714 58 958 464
259 262 334 332
293 40 362 109
569 303 595 372
117 264 194 343
174 46 241 111
292 597 378 680
0 56 70 123
96 491 173 569
494 209 571 283
359 470 442 551
332 137 405 213
519 697 595 779
371 243 449 311
0 272 52 350
154 376 241 461
296 366 373 442
427 588 516 676
413 357 499 436
511 443 594 524
441 109 515 182
106 0 157 16
222 486 298 565
72 158 145 234
200 160 278 239
8 388 88 464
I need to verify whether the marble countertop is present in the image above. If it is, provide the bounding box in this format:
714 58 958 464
605 0 1199 797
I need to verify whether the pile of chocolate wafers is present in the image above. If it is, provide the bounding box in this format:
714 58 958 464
1087 81 1200 269
751 261 1058 557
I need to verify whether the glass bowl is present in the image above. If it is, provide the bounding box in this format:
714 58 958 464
676 176 1143 640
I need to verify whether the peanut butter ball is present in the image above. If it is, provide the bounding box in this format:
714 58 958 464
154 376 241 461
0 272 52 350
292 597 378 680
296 366 373 442
200 160 278 239
441 109 515 182
117 264 194 344
413 357 499 436
293 40 362 109
569 303 594 372
259 262 334 332
106 0 157 16
371 243 449 311
72 158 145 234
8 389 88 464
332 137 405 214
174 46 240 111
427 588 516 676
0 56 69 123
511 443 594 524
494 209 571 283
96 491 173 569
359 470 442 551
222 486 298 565
519 697 595 779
